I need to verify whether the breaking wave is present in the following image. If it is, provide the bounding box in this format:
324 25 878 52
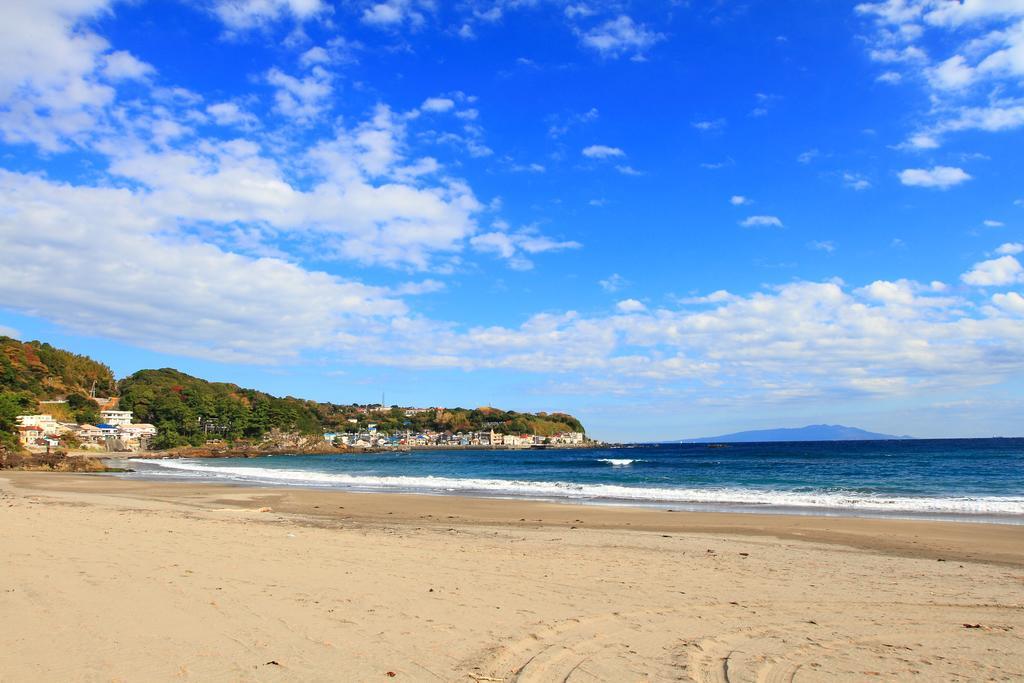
133 458 1024 516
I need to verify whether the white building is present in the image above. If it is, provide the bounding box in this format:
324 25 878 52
120 424 157 438
16 414 60 436
503 434 531 448
100 410 134 426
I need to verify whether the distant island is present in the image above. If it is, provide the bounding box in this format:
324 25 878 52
680 424 913 443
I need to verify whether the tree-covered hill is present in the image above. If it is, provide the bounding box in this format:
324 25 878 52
329 405 585 437
1 336 116 400
1 336 117 450
1 336 587 452
118 369 323 449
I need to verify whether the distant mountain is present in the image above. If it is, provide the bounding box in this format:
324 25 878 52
681 424 913 443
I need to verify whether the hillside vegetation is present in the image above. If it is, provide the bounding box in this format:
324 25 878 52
0 337 116 450
2 337 586 451
119 369 323 449
120 370 585 449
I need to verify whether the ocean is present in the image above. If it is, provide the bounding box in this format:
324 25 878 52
127 438 1024 524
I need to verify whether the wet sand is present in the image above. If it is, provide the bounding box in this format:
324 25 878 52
2 472 1023 681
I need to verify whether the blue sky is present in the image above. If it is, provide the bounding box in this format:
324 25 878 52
1 0 1023 441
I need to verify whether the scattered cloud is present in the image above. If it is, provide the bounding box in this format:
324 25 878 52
740 215 784 228
843 172 872 191
983 219 1005 228
577 15 664 60
266 65 332 123
421 96 455 113
547 107 599 138
212 0 328 31
582 144 625 159
102 51 155 81
898 165 971 189
599 273 628 292
206 102 258 128
996 242 1023 255
471 227 581 270
961 255 1024 286
362 1 426 28
809 240 836 253
730 195 751 205
857 2 1024 147
616 298 646 313
797 149 820 164
615 165 643 176
992 291 1024 315
692 118 726 132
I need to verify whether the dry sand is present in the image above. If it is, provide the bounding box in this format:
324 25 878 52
1 472 1022 682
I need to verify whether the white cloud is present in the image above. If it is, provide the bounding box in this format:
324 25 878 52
615 164 643 176
928 54 975 90
421 97 455 113
0 170 404 363
102 51 154 81
983 219 1005 227
616 299 646 313
0 0 116 150
599 273 628 292
366 278 1024 401
692 118 726 132
730 195 750 205
898 165 971 188
577 15 664 60
509 162 545 173
582 144 625 158
362 2 404 25
299 46 331 67
904 133 940 149
797 149 820 164
740 215 784 228
961 255 1024 286
470 227 581 270
996 242 1023 255
206 102 258 128
266 65 332 123
877 70 902 83
212 0 328 31
992 291 1024 315
361 0 425 28
843 172 872 190
857 3 1024 147
809 240 836 253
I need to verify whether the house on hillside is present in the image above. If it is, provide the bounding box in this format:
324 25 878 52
17 425 44 447
100 410 134 426
16 414 60 436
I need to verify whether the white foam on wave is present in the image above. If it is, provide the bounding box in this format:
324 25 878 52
597 458 640 466
132 458 1024 515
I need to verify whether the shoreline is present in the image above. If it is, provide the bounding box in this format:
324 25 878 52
3 470 1023 680
121 454 1024 527
6 471 1024 567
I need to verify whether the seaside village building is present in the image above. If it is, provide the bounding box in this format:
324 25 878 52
324 427 586 449
15 409 157 452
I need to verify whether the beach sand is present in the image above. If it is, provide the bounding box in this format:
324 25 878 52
1 473 1022 681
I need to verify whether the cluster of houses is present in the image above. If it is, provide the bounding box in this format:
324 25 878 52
323 427 586 450
15 410 157 452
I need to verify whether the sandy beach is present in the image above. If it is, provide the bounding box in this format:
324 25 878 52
2 473 1022 682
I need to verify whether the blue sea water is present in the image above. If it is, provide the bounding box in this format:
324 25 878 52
128 439 1024 523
